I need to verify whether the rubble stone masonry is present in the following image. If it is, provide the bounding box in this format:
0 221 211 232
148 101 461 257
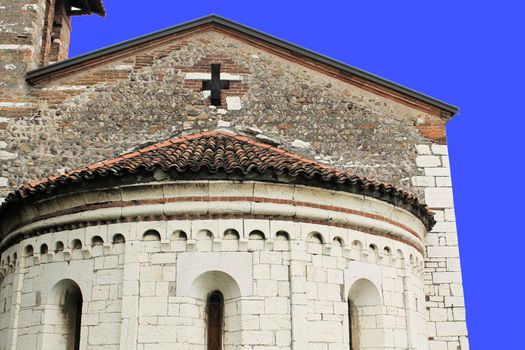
0 4 467 349
1 27 448 201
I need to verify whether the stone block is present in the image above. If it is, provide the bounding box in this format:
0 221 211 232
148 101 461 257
435 176 452 187
435 321 468 336
431 144 449 155
412 176 435 187
425 188 454 208
416 155 441 167
432 272 463 284
427 246 459 258
270 265 289 281
139 296 167 316
265 297 289 314
416 145 431 155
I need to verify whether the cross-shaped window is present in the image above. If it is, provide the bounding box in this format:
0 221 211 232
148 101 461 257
202 64 230 106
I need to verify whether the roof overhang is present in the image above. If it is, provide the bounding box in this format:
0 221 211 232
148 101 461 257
68 0 105 17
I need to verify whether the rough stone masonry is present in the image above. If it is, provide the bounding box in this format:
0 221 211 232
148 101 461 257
0 4 468 350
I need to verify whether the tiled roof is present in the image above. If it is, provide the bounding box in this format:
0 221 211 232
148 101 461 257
1 131 435 229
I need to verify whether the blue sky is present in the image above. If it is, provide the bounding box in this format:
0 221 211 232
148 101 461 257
70 1 525 348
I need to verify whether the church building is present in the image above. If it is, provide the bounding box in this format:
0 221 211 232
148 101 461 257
0 2 468 349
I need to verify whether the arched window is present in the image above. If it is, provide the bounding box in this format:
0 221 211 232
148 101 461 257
45 279 83 350
64 287 83 350
206 291 224 350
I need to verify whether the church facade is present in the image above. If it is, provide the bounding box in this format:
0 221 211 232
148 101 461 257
0 2 468 350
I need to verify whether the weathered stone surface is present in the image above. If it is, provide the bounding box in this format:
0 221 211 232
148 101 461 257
0 31 442 199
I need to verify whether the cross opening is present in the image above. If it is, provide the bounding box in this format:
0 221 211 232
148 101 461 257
202 64 230 106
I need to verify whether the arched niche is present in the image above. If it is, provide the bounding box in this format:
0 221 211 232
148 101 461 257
43 279 84 350
171 230 188 251
331 237 344 256
40 244 49 255
274 231 290 251
111 233 126 254
189 270 242 301
347 278 385 350
188 271 242 350
91 236 105 256
143 229 161 252
248 230 265 251
196 229 214 251
306 232 324 255
24 244 34 257
222 229 240 251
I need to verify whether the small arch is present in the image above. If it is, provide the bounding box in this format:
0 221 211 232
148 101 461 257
333 237 344 246
197 229 213 240
222 229 240 251
274 231 290 251
171 230 187 241
40 244 49 255
112 234 126 244
91 236 104 247
383 246 392 255
307 232 324 255
223 229 240 240
275 231 290 240
24 245 34 257
307 232 324 244
248 230 265 250
55 241 64 252
367 244 379 263
189 270 242 300
196 229 214 251
395 249 405 268
349 240 363 260
71 239 82 250
352 240 363 249
143 230 161 241
248 230 265 240
7 256 10 265
331 237 344 256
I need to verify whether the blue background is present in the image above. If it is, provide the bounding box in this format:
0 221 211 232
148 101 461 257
69 1 524 348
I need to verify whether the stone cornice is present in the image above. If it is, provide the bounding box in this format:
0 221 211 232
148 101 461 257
0 181 427 254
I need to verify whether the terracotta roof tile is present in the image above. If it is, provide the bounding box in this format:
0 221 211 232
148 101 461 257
0 131 435 229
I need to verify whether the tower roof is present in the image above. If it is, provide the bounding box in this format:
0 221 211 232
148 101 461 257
69 0 106 17
0 131 435 230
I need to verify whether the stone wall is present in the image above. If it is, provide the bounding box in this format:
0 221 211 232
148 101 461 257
0 28 448 200
0 219 425 350
412 145 469 350
0 181 429 349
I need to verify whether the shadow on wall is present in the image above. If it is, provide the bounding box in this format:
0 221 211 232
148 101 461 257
43 279 83 350
348 278 384 350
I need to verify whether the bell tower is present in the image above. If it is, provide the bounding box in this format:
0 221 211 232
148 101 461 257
0 0 105 97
